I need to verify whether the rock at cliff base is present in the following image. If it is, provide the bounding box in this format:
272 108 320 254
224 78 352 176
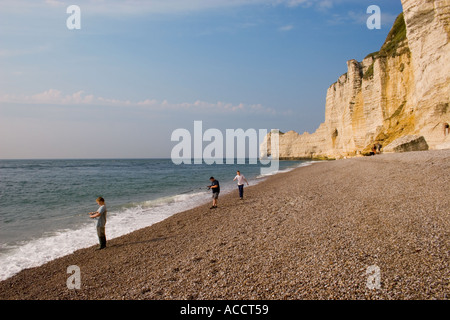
383 135 429 153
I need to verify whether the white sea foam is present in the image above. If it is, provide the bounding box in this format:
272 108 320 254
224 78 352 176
255 160 318 179
0 191 209 281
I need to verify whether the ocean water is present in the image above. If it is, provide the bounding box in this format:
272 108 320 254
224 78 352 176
0 158 312 280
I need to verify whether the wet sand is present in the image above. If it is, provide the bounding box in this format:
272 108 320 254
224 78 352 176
1 150 449 300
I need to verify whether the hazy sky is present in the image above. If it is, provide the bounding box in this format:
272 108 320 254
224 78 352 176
0 0 403 159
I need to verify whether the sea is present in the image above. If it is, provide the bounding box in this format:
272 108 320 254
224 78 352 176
0 158 313 281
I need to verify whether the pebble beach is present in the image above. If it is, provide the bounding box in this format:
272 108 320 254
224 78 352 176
1 149 449 300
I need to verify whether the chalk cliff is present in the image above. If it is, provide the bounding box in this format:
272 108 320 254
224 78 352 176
261 0 450 159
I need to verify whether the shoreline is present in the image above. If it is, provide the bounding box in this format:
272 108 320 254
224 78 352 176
0 150 448 299
0 160 311 282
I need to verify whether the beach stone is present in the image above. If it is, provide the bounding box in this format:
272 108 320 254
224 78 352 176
1 149 449 300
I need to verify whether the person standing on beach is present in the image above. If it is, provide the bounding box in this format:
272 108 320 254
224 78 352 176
207 177 220 209
376 143 382 154
233 170 249 200
89 197 107 250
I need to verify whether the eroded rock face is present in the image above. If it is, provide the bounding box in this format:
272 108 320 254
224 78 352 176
383 135 429 153
401 0 450 148
261 1 450 160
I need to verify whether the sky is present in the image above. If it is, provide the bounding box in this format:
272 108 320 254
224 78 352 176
0 0 404 159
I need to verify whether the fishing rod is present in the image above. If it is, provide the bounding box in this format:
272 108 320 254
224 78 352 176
179 187 209 195
57 187 208 220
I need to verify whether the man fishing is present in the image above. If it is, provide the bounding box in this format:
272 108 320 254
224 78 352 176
207 177 220 209
88 197 107 250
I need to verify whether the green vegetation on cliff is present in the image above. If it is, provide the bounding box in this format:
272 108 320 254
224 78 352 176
378 12 409 57
363 63 375 80
363 12 409 80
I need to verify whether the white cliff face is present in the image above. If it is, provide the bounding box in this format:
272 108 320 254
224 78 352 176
402 0 449 103
262 1 450 160
401 0 450 148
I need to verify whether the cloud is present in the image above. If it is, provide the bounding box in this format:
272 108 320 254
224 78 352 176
0 0 341 15
0 45 50 58
0 89 288 115
326 8 398 27
44 0 64 6
279 24 294 31
282 0 313 8
317 0 333 10
274 0 337 9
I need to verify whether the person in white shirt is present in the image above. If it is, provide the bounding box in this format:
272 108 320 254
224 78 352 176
233 170 249 200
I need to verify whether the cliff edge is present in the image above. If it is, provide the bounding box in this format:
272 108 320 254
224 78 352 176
261 0 449 159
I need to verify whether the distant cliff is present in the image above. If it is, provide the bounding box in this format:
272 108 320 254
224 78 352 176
261 0 450 160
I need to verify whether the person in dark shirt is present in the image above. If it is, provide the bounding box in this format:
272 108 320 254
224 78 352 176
208 177 220 209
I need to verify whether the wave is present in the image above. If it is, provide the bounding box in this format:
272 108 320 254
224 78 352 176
255 160 318 179
0 190 209 281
